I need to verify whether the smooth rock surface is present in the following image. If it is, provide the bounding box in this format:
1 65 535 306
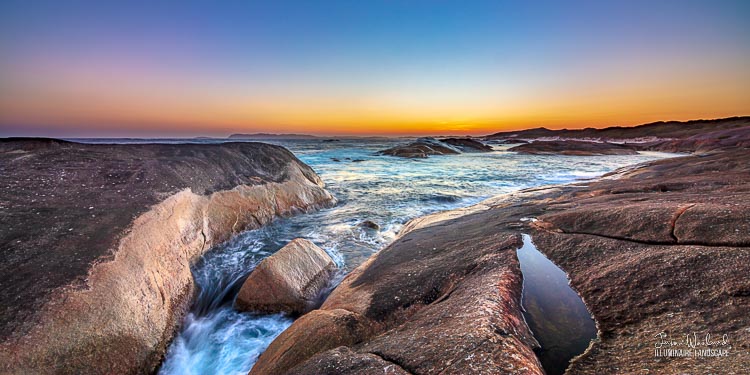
252 232 543 375
235 238 337 315
0 139 336 374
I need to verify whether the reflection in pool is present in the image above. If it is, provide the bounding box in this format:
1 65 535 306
517 234 597 375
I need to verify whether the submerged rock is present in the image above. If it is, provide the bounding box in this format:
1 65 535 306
358 220 380 230
235 238 337 315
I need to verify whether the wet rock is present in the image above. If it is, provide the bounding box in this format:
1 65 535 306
235 238 337 315
249 309 373 375
290 346 411 375
0 139 336 374
255 230 543 374
377 138 460 158
487 138 530 145
358 220 380 230
509 140 638 155
439 137 493 152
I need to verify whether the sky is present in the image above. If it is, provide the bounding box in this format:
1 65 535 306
1 0 749 137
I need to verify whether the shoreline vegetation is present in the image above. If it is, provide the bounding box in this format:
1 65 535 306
0 116 748 374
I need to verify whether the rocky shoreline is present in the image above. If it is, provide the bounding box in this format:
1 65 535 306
0 139 336 374
252 123 750 374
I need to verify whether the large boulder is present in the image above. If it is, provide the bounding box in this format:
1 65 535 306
235 238 337 315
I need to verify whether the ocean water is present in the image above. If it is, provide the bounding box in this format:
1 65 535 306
146 139 675 375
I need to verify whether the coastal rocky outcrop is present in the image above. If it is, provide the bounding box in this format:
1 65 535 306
635 125 750 153
509 140 638 155
485 116 750 142
0 139 336 374
378 138 460 158
235 238 337 315
252 135 750 373
439 137 493 152
490 117 750 155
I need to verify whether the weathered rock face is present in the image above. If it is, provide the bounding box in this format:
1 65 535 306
253 147 750 374
439 137 493 152
0 139 336 374
377 138 460 158
636 125 750 153
527 150 750 374
251 226 543 374
235 238 337 315
509 140 638 155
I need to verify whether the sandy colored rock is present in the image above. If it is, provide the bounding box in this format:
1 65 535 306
250 309 374 375
235 238 337 315
0 139 336 374
291 347 411 375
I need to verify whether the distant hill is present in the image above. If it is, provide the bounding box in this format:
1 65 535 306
485 116 750 140
228 133 318 140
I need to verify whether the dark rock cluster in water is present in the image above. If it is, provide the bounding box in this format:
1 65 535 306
377 137 495 158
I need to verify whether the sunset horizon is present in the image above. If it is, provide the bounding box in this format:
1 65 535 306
2 1 749 138
3 114 750 138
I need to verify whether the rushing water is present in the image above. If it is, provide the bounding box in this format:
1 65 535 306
517 234 598 375
146 139 674 375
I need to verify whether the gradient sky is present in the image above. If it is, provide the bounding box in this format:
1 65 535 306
1 0 749 137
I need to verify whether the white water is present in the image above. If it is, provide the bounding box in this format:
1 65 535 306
154 139 676 374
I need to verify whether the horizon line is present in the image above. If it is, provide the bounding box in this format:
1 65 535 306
2 115 748 139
